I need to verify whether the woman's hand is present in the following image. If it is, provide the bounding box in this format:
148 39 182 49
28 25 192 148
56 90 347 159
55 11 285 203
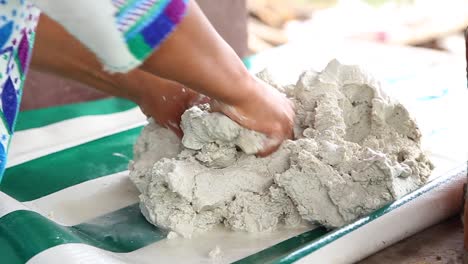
140 0 295 156
212 77 295 156
33 6 294 156
135 74 294 155
136 77 208 137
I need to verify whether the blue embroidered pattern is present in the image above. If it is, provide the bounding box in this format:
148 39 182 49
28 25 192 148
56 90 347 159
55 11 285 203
0 0 39 181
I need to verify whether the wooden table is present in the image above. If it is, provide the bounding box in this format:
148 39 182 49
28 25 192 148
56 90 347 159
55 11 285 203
361 216 464 263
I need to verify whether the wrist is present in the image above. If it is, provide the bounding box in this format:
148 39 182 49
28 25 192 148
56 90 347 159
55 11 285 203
108 70 149 105
211 69 260 107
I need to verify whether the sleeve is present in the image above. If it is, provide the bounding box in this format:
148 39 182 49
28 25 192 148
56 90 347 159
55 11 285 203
0 1 40 180
30 0 188 73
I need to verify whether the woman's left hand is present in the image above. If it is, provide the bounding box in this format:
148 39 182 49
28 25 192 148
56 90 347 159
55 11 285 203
136 75 209 137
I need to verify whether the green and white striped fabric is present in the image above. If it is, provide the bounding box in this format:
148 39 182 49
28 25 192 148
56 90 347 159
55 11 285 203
1 42 467 264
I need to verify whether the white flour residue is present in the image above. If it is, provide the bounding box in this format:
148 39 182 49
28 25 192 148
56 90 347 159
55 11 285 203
208 245 222 260
130 59 433 237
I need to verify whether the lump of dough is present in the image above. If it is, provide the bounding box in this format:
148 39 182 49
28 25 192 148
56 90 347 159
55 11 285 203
129 59 433 237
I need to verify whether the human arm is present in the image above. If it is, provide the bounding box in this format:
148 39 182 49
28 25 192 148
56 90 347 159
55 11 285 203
31 14 204 137
31 0 294 155
140 0 294 155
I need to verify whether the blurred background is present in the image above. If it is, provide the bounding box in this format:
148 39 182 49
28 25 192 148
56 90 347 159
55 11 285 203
246 0 468 54
21 0 468 109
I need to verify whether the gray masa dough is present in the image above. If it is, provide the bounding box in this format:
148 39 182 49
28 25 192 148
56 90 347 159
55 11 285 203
129 59 433 237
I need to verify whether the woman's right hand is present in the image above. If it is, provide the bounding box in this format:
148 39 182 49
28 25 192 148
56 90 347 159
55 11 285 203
139 0 294 156
212 76 295 156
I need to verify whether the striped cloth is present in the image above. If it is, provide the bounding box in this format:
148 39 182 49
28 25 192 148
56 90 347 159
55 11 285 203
0 43 466 263
0 97 464 264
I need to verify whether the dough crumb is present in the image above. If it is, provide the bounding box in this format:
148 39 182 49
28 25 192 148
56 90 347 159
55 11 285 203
47 211 55 219
208 245 222 259
166 231 179 240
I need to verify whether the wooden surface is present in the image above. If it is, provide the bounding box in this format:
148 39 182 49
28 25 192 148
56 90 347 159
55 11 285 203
361 216 464 264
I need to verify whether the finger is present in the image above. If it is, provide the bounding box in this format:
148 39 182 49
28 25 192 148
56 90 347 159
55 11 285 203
256 144 280 157
189 94 210 106
139 106 151 117
256 135 283 157
209 99 222 112
155 116 184 138
285 121 294 140
166 121 184 138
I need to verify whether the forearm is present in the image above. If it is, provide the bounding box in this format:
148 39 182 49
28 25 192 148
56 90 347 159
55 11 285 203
141 0 255 106
31 15 144 103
